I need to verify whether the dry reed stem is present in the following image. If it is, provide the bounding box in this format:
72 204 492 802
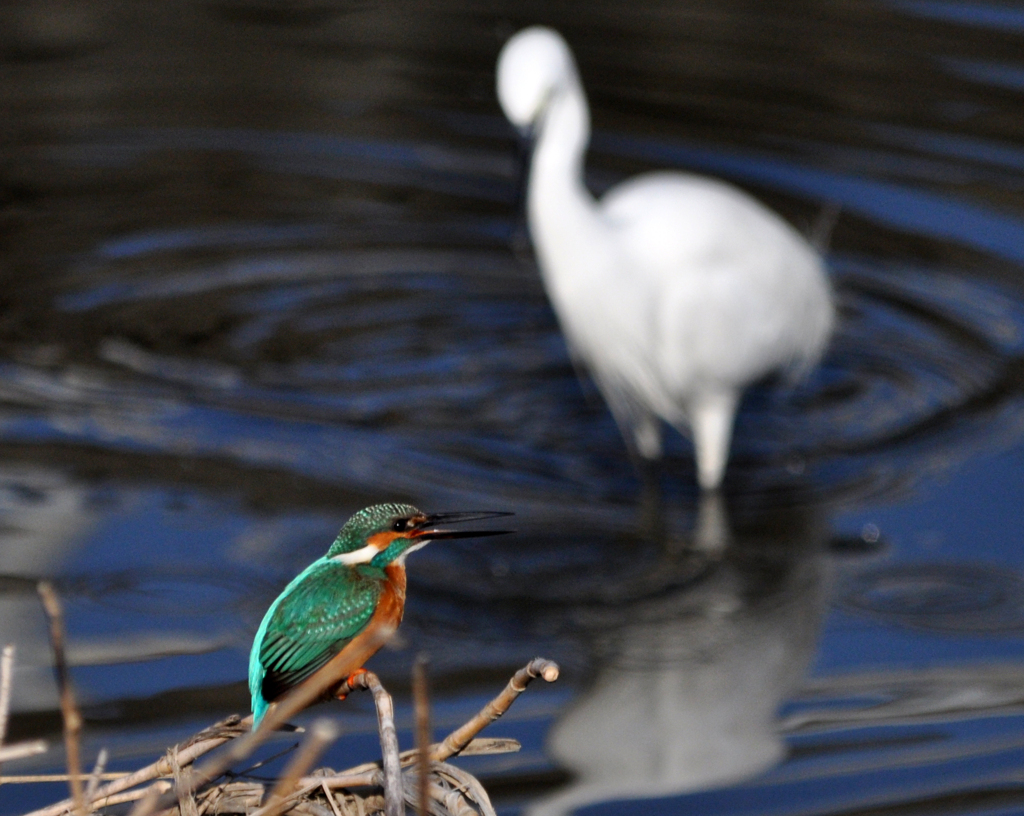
90 781 173 810
355 672 403 816
321 781 344 816
0 740 48 764
429 761 496 816
84 748 108 804
1 771 125 784
125 782 163 815
413 656 430 816
25 718 248 816
431 658 559 762
171 745 200 816
133 622 398 816
38 582 86 816
303 736 520 789
0 644 14 751
261 719 339 816
31 656 558 816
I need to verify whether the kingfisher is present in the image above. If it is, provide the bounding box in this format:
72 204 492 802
248 503 511 728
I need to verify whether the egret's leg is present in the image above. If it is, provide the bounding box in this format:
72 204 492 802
689 391 739 490
694 490 730 556
632 413 663 460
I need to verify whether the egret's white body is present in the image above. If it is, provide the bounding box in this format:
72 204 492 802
496 27 834 489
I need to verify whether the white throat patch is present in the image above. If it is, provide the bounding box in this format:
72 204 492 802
332 543 378 565
394 538 430 566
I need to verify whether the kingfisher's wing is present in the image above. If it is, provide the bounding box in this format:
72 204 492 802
257 561 381 703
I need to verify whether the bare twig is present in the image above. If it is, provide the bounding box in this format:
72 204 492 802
31 655 558 816
432 658 558 762
87 781 173 810
261 719 339 816
1 771 126 784
132 623 398 816
171 745 200 816
303 736 520 788
347 672 403 816
84 748 108 804
38 582 86 816
413 656 430 816
25 717 248 816
321 781 344 816
0 644 14 751
431 761 497 816
0 740 48 763
126 784 159 816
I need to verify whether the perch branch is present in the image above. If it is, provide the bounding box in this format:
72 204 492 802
38 582 86 816
413 656 430 816
0 644 14 751
0 740 48 764
30 654 557 816
260 719 339 816
132 623 396 816
84 748 108 805
24 717 248 816
431 658 558 762
303 736 521 788
348 671 403 816
1 771 125 784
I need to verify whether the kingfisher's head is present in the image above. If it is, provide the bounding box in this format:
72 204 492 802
326 503 512 568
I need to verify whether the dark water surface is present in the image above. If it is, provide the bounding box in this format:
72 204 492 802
3 1 1024 814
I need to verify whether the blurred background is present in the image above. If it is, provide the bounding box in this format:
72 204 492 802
2 0 1024 814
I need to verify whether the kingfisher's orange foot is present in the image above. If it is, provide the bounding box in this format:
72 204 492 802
332 668 368 700
346 668 368 685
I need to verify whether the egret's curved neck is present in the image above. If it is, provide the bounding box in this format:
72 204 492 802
529 77 595 218
527 76 605 306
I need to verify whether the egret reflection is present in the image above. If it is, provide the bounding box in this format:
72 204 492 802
530 492 829 815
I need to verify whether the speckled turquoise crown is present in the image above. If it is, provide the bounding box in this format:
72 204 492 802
326 502 421 557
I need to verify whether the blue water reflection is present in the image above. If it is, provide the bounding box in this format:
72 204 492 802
2 1 1024 815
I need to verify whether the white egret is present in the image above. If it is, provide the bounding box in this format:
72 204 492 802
496 26 834 489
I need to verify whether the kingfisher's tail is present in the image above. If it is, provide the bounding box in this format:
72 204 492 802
251 692 269 731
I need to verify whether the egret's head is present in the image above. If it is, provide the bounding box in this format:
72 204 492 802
497 26 578 134
327 503 513 567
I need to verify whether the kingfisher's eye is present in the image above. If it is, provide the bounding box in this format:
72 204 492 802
392 519 408 532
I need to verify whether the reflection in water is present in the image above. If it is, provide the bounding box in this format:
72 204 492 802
0 466 247 716
841 562 1024 634
2 1 1024 814
530 493 829 815
0 467 95 711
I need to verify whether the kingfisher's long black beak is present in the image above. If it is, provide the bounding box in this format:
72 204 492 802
411 511 514 540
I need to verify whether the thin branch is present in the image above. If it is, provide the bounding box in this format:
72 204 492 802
260 719 339 816
431 658 559 762
299 735 521 788
1 771 126 784
321 781 344 816
348 672 403 816
431 761 497 816
413 656 430 816
84 748 108 804
0 740 48 763
171 744 200 816
99 781 171 811
25 717 248 816
0 644 14 750
30 655 558 816
38 581 86 816
132 622 398 816
128 783 162 816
